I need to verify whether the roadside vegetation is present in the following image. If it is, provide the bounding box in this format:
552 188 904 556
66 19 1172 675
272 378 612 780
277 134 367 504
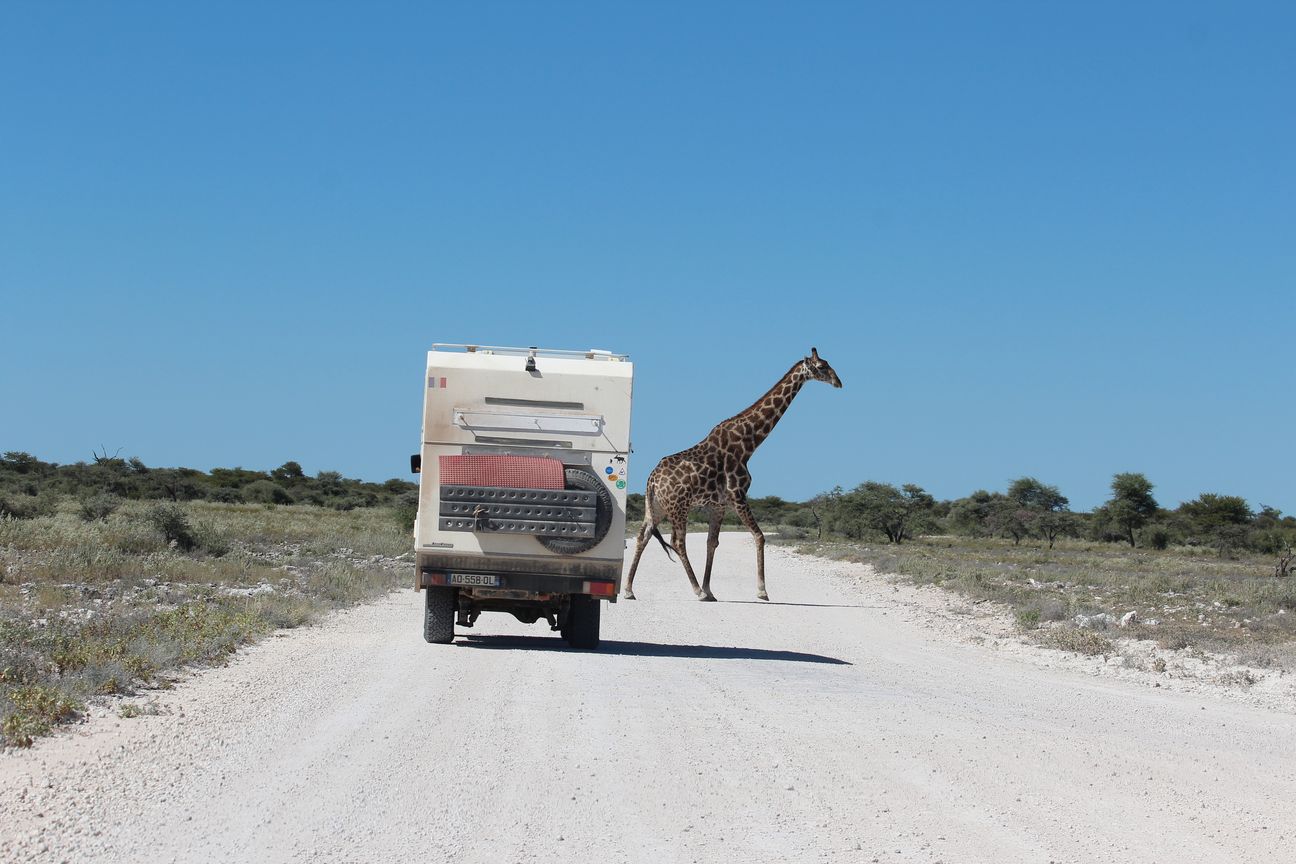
630 472 1296 665
0 450 417 513
1 451 413 748
791 535 1296 663
631 472 1295 562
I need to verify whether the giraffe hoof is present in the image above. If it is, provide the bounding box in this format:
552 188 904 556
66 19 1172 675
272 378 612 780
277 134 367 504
699 593 717 602
757 591 769 601
623 591 636 600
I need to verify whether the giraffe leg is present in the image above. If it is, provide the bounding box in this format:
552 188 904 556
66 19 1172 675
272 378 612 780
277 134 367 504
669 509 705 599
731 493 768 600
622 521 653 600
700 507 723 602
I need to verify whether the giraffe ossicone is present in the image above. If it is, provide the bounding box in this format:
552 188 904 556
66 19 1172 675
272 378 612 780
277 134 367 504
624 348 843 602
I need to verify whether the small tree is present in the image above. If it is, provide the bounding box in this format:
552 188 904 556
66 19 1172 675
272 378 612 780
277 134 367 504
1276 546 1294 578
1035 510 1080 549
1179 493 1253 552
244 479 293 505
78 493 121 522
0 451 42 474
271 461 305 483
804 490 838 539
147 504 198 551
1006 477 1068 512
987 499 1033 545
1094 472 1158 547
947 490 1002 537
152 468 206 502
1002 476 1072 547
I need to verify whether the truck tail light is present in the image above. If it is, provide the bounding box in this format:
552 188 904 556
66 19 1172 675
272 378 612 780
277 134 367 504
583 580 616 597
424 571 448 586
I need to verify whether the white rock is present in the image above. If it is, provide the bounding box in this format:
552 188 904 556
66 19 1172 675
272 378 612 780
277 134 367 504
1074 613 1115 630
1120 611 1139 627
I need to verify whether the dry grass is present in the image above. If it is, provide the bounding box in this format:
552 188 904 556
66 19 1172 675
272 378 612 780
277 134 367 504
1039 626 1116 656
1 499 411 747
782 534 1296 663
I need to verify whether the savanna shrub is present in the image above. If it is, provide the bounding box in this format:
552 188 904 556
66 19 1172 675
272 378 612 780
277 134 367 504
0 493 58 520
191 521 231 557
243 480 293 505
78 493 121 522
1252 528 1296 556
393 491 419 533
147 504 198 551
1146 527 1170 550
206 486 244 504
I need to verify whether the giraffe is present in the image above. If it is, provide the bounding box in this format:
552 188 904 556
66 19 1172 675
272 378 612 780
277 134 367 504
623 348 843 602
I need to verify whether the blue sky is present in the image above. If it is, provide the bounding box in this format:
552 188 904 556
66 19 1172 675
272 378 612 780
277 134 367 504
1 2 1292 513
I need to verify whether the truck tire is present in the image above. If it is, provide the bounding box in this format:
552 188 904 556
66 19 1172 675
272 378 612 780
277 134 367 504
565 593 601 649
423 586 457 644
539 468 614 555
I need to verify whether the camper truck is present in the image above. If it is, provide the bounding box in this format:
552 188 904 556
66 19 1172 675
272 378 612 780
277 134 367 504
411 344 633 648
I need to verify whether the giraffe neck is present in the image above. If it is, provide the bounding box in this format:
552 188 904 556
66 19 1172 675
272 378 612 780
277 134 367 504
709 361 811 460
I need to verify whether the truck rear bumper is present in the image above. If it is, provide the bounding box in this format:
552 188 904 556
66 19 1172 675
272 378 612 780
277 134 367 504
415 550 621 598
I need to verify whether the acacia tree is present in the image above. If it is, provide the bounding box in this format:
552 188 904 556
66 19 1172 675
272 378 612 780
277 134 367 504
1179 493 1252 531
947 490 1003 537
1004 476 1075 548
1035 510 1081 549
271 461 305 483
987 498 1033 545
837 482 935 543
805 488 844 539
1094 472 1159 547
1179 493 1253 553
1006 477 1068 512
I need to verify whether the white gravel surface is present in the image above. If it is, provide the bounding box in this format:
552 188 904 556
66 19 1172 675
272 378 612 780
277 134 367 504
3 535 1294 863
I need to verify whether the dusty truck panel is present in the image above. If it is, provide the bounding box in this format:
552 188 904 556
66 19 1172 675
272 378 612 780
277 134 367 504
413 345 633 648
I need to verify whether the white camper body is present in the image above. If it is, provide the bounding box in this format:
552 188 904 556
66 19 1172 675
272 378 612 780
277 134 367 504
413 344 633 648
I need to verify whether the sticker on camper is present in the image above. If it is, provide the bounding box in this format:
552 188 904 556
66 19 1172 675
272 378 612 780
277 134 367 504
427 375 448 389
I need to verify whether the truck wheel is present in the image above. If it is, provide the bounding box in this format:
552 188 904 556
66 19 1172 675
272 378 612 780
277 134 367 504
423 587 457 644
565 594 601 649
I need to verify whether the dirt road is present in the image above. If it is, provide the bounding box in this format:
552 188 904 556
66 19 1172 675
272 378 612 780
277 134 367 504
3 536 1293 863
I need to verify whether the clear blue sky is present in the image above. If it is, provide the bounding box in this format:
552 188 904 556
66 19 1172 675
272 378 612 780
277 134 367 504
1 2 1292 513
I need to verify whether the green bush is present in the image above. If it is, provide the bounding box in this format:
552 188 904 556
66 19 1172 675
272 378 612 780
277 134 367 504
206 486 245 504
191 520 231 557
244 480 294 505
1015 608 1042 630
78 493 122 522
1 683 80 747
393 491 419 533
1146 526 1170 550
147 504 198 551
1251 528 1296 556
0 493 58 520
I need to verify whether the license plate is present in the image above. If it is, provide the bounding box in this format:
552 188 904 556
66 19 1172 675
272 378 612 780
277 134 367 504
448 573 500 587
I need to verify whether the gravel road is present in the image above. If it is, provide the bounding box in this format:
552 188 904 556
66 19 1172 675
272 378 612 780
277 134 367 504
3 535 1294 863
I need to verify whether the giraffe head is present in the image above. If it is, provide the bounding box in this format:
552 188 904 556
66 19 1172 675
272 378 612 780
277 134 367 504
803 347 843 388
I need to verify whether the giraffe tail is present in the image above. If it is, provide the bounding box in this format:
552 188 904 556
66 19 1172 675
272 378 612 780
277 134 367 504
643 479 675 561
650 525 674 561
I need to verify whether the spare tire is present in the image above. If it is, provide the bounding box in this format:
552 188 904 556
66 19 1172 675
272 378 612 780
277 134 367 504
539 468 613 555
